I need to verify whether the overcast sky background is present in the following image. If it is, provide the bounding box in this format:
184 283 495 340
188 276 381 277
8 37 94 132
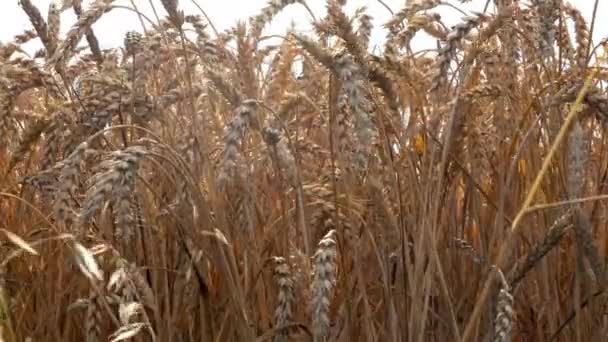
1 0 607 55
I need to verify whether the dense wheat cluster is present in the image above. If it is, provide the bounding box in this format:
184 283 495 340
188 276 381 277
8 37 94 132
1 0 608 340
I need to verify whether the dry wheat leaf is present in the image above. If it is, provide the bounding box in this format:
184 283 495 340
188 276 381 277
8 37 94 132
1 228 39 255
67 298 90 311
107 267 127 291
73 242 104 281
89 243 110 255
109 323 147 342
200 228 230 246
119 302 143 325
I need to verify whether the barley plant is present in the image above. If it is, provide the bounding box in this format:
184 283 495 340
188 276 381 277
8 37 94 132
1 0 608 340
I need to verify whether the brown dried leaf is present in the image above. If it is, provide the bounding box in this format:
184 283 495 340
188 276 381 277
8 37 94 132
109 323 146 342
73 242 104 282
1 228 38 255
119 302 143 325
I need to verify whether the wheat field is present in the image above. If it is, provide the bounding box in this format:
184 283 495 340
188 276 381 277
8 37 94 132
1 0 608 341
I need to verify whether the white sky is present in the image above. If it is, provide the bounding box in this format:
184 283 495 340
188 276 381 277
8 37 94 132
1 0 607 55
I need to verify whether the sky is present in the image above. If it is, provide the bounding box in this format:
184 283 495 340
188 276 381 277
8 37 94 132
1 0 607 55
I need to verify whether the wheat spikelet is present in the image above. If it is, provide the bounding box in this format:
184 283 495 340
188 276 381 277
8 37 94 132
310 229 338 341
39 109 73 171
217 99 258 188
78 146 147 241
555 12 575 63
85 289 101 342
7 117 50 172
327 0 368 67
293 34 337 72
123 31 143 55
50 0 115 67
564 4 590 68
462 84 502 103
53 142 90 225
431 13 488 93
71 0 103 64
533 0 560 59
265 41 298 103
335 51 375 171
47 2 61 56
0 90 16 148
572 210 605 286
385 0 442 32
250 0 302 40
509 210 573 286
493 268 514 342
108 257 155 310
13 30 37 45
185 14 209 39
454 238 483 264
495 1 518 111
354 8 373 48
394 13 446 48
205 67 242 107
18 0 53 54
272 256 294 342
263 127 297 186
565 121 606 285
558 83 608 120
567 121 587 199
161 0 184 27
